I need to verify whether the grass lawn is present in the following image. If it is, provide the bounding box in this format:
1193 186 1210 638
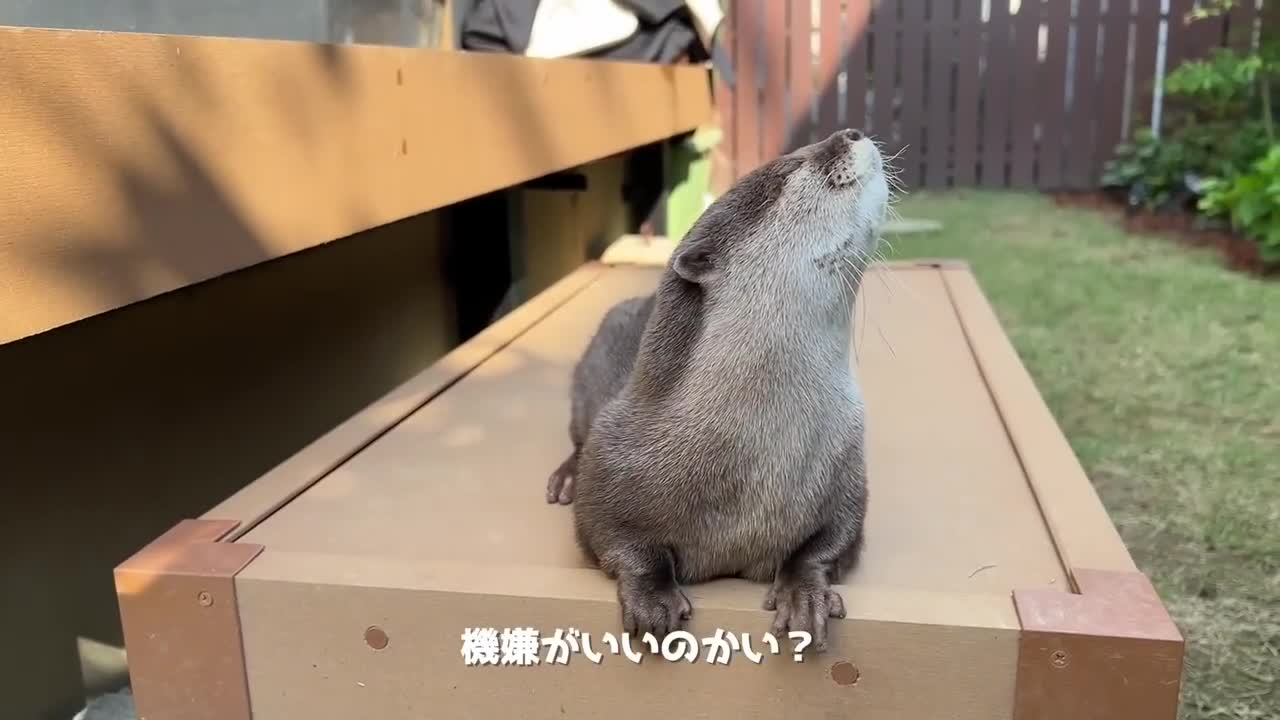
882 190 1278 720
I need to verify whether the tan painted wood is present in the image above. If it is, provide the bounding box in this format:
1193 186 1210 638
939 267 1138 578
235 550 1020 720
241 263 1068 595
204 262 606 536
0 25 712 344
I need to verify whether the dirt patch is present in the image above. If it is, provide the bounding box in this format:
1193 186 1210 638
1048 191 1279 278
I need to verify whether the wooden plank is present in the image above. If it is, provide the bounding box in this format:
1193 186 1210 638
763 0 788 159
1093 0 1134 184
818 0 842 136
1063 0 1101 189
713 11 737 191
1181 0 1228 62
1227 0 1260 51
204 263 606 535
115 519 263 720
845 0 873 133
871 1 897 150
952 0 982 186
0 25 711 346
1009 0 1042 188
1129 0 1161 135
898 0 927 188
734 0 762 174
1036 0 1072 188
940 267 1137 574
925 0 955 188
1013 569 1184 720
788 0 814 150
1163 0 1196 73
236 553 1021 720
980 0 1013 187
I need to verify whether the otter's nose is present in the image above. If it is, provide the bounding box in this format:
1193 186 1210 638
824 128 865 144
816 128 877 189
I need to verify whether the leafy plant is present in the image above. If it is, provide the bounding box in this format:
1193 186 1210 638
1164 47 1278 142
1198 145 1280 262
1102 129 1192 210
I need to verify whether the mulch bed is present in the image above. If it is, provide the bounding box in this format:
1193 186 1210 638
1048 191 1279 278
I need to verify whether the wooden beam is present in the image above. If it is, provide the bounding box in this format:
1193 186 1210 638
0 25 712 345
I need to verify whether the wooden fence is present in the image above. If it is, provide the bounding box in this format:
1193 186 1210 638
718 0 1264 191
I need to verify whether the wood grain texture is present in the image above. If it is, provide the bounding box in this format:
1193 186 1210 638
1093 0 1134 183
1064 0 1101 188
817 0 843 137
241 263 1069 594
897 0 927 187
952 0 982 186
871 1 897 149
203 263 605 536
925 1 955 188
1036 0 1072 188
0 25 710 345
1227 0 1260 50
940 268 1137 575
844 0 873 133
1009 0 1042 188
1125 0 1157 137
980 0 1012 187
763 0 788 158
236 553 1021 720
1163 0 1196 81
713 9 738 192
788 0 814 150
1013 570 1184 720
115 519 264 720
734 0 763 174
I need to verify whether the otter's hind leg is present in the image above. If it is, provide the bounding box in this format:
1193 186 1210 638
545 447 579 504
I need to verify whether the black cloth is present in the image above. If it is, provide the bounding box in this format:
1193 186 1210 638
459 0 708 64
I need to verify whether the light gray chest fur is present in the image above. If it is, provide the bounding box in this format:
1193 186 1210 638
582 306 865 584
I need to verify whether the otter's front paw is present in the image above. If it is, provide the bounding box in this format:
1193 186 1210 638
618 581 693 639
545 453 577 505
763 572 846 652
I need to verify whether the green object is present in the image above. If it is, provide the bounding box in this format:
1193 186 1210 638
665 126 722 243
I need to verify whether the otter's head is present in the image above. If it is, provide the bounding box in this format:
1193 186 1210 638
668 129 891 310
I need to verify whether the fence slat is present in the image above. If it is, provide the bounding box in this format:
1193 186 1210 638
925 1 955 188
952 0 982 187
763 0 788 159
1181 0 1228 62
871 2 896 152
789 0 814 150
1227 0 1260 50
713 8 737 191
733 0 761 175
1129 0 1160 138
845 0 873 133
1036 0 1071 188
816 0 841 140
980 0 1013 187
1164 0 1196 72
898 0 926 187
1092 0 1134 184
722 0 1190 189
1009 0 1042 188
1064 0 1101 189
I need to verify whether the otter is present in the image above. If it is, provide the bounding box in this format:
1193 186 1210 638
546 128 891 652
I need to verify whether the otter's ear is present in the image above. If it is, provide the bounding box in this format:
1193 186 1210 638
672 240 715 284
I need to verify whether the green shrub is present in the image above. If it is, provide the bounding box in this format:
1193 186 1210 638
1198 145 1280 262
1101 129 1197 210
